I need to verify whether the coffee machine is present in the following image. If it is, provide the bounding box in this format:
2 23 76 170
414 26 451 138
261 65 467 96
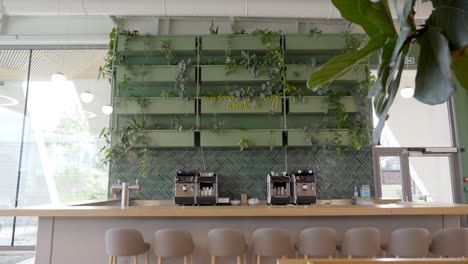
195 172 217 205
267 171 292 205
174 171 197 205
291 169 316 205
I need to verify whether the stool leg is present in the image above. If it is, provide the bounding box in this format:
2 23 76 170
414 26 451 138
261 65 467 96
191 254 194 264
282 256 287 259
257 255 261 264
304 255 307 260
145 251 149 264
237 256 241 264
157 256 162 264
184 256 188 264
134 255 138 264
211 255 216 264
243 254 247 264
108 256 113 264
114 256 118 264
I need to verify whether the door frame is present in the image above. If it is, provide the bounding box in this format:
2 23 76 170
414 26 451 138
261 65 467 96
373 147 462 202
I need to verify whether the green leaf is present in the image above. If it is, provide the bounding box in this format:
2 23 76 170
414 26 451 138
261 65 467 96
452 46 468 89
331 0 397 37
414 27 455 105
428 0 468 50
369 37 397 98
373 47 409 144
307 34 386 91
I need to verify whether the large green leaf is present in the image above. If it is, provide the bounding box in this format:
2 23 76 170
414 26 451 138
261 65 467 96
331 0 397 37
307 34 386 91
369 38 397 99
390 0 416 63
414 27 455 105
428 0 468 50
373 47 409 144
452 46 468 89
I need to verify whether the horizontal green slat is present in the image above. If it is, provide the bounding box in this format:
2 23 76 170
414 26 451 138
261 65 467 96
284 34 345 53
200 130 283 147
201 65 269 82
200 97 281 114
286 65 365 82
287 129 352 146
141 131 195 147
114 98 195 114
201 35 279 52
116 66 196 83
117 36 196 55
289 96 358 113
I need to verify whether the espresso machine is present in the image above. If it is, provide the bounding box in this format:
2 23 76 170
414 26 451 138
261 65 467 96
195 172 218 205
291 169 316 205
174 171 197 205
267 171 292 205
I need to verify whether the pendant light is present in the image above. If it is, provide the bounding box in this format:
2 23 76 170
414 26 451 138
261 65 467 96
80 91 94 103
102 105 113 115
51 72 67 82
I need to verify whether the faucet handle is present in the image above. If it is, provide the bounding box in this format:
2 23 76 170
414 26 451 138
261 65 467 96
117 179 121 185
135 179 139 185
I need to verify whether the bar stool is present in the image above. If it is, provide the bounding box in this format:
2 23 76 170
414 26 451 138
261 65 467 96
341 227 381 258
387 228 431 258
154 229 194 264
207 228 247 264
296 227 337 259
105 228 150 264
430 227 468 257
252 228 292 264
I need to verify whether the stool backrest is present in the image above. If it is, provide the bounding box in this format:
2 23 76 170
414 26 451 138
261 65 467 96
341 227 381 258
297 227 337 258
431 228 468 257
154 229 194 257
208 228 247 256
105 228 147 256
252 228 292 257
388 228 431 258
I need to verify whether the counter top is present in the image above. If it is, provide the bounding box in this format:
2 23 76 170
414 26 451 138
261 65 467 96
277 259 468 264
1 200 468 217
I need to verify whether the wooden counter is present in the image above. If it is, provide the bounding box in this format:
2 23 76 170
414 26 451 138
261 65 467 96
1 200 468 217
277 259 468 264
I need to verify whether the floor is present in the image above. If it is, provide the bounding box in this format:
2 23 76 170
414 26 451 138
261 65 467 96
0 252 34 264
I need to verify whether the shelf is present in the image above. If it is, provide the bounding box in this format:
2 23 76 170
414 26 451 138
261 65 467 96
284 34 345 54
286 65 365 82
287 129 352 146
200 65 269 82
201 34 280 53
114 97 195 114
117 35 196 55
115 65 196 84
133 130 195 147
289 96 358 113
200 130 283 147
200 96 281 114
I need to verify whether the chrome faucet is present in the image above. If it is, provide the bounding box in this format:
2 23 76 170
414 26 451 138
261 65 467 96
111 179 140 208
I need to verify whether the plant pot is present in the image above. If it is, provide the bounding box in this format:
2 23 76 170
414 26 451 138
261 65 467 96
287 129 352 146
200 65 269 82
201 34 280 52
200 130 283 147
114 97 195 114
284 34 345 52
289 96 358 113
117 35 196 55
116 65 196 83
200 95 281 114
286 65 365 82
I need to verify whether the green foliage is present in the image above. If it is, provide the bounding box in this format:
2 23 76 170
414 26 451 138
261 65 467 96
308 26 322 37
160 39 175 65
210 115 224 134
252 29 280 49
240 51 260 77
174 59 192 98
238 137 254 151
99 27 117 83
209 20 219 35
224 34 237 75
307 0 468 144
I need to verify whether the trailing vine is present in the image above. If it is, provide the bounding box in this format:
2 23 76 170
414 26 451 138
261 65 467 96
160 40 175 65
238 137 254 151
174 59 192 98
224 34 236 75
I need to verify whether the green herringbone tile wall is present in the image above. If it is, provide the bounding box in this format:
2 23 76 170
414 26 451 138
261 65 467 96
110 147 372 200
